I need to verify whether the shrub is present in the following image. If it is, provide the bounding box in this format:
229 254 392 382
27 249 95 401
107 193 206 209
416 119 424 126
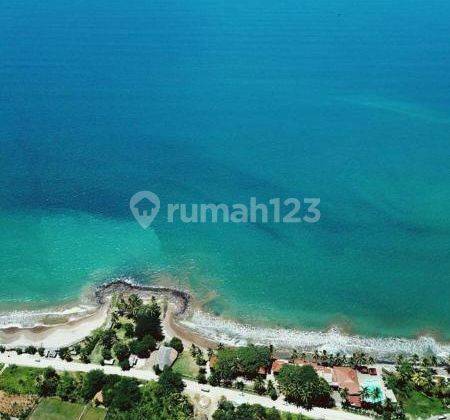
119 359 130 371
169 337 184 354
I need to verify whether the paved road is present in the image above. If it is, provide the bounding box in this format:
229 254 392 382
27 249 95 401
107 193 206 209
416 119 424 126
0 352 368 420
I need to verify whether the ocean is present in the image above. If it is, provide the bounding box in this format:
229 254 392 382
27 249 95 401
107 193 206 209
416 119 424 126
1 0 449 340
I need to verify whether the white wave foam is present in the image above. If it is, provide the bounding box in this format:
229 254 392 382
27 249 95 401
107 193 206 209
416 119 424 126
182 311 450 359
0 304 97 329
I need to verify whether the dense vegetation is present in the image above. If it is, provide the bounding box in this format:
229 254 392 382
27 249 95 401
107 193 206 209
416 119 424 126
276 365 332 409
209 344 272 385
383 355 449 418
75 294 166 368
212 398 310 420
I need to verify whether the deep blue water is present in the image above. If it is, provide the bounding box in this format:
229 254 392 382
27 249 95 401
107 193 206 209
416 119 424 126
1 0 449 338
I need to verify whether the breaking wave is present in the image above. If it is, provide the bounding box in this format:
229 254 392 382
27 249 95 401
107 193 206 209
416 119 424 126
182 310 450 359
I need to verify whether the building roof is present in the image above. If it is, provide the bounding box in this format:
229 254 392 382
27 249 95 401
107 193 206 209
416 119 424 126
154 346 178 369
93 390 104 404
271 359 289 374
347 395 362 407
332 367 360 395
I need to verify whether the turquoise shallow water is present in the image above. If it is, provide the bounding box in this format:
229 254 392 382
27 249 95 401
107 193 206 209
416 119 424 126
0 1 449 338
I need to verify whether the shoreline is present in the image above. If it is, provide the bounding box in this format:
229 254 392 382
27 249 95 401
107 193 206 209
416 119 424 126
0 278 448 359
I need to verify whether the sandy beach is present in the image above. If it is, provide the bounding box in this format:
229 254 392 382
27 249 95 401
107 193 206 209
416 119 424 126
0 303 110 348
0 279 449 360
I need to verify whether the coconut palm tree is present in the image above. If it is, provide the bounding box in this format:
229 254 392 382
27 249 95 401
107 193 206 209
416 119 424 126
421 357 430 367
396 354 404 366
312 350 319 363
290 349 299 363
411 353 419 365
127 294 143 318
360 386 371 403
339 387 349 401
320 350 328 365
411 371 428 389
371 386 382 404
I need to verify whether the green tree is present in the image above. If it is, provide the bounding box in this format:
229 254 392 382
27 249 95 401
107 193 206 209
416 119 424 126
104 377 141 411
158 367 185 395
253 376 266 395
135 301 163 341
267 379 278 400
127 294 143 319
37 367 59 397
25 345 37 355
169 337 184 354
56 372 77 402
277 364 331 409
113 342 130 362
129 335 156 358
81 369 106 402
59 347 72 361
101 330 118 350
123 322 135 338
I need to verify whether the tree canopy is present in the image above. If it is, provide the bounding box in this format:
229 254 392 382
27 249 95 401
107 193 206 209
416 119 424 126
277 364 332 409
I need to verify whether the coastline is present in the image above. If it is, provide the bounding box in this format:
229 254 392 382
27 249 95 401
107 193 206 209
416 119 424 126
0 278 448 359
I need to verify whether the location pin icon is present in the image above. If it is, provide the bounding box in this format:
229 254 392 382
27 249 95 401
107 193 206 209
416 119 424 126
130 191 160 229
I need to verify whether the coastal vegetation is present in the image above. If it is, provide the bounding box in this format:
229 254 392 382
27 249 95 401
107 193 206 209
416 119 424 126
75 293 165 368
208 344 271 385
0 365 41 395
383 355 449 418
277 365 332 409
212 397 311 419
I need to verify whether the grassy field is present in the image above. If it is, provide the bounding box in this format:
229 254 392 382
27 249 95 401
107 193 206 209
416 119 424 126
0 365 41 394
281 413 312 420
89 341 104 364
81 406 107 420
401 391 447 418
30 398 84 420
30 398 106 420
172 351 199 379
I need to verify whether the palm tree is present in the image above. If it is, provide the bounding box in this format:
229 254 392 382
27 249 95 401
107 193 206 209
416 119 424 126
360 386 371 403
367 356 375 366
411 371 428 389
371 386 382 404
128 294 143 318
339 387 349 402
411 353 419 365
235 380 244 393
290 349 298 363
421 356 430 367
320 350 328 365
312 350 319 363
429 355 438 367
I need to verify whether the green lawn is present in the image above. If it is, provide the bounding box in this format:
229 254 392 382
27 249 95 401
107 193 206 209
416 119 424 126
0 365 41 394
401 391 447 418
281 413 312 420
172 351 199 379
29 398 107 420
81 406 107 420
90 341 104 364
29 398 85 420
